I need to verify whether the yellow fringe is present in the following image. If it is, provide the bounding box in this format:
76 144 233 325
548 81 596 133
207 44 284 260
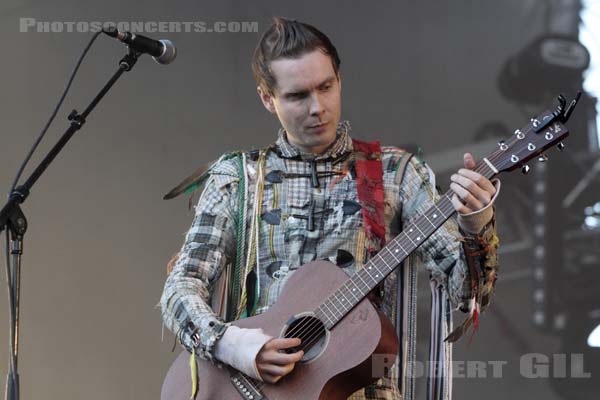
236 150 268 318
189 347 198 399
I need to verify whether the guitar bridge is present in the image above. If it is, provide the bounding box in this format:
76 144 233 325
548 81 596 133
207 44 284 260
230 371 265 400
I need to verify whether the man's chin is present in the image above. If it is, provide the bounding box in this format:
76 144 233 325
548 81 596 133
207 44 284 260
308 136 337 154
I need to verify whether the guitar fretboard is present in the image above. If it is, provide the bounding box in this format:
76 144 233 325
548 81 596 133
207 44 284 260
313 154 498 329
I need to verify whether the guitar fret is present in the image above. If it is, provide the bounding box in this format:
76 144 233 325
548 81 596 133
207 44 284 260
422 212 436 230
404 231 417 247
481 159 496 176
355 269 370 288
321 300 337 321
375 255 391 275
433 203 445 219
348 280 362 301
386 247 401 263
379 256 391 269
338 283 352 308
366 263 383 281
328 298 343 319
317 305 333 326
374 257 389 283
333 296 346 315
393 244 408 257
381 261 393 276
412 223 426 241
362 269 377 287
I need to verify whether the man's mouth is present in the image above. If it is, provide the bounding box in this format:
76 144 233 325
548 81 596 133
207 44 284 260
308 121 328 129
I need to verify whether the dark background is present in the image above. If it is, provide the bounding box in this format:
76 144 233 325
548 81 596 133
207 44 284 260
0 0 598 398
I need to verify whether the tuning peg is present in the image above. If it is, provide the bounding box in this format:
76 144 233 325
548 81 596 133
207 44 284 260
498 140 508 151
522 164 530 174
557 142 565 151
538 154 548 162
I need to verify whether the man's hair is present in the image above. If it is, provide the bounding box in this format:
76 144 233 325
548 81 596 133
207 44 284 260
252 17 341 96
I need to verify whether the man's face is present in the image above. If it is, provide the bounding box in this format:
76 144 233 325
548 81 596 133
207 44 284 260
258 49 342 154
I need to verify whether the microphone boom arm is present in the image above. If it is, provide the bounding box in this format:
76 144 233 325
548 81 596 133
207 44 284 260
0 47 141 400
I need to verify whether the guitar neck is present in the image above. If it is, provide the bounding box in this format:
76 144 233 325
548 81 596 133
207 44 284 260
311 108 569 329
312 160 499 328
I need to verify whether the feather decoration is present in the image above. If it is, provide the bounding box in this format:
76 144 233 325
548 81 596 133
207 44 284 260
444 297 479 344
163 152 242 200
163 160 215 200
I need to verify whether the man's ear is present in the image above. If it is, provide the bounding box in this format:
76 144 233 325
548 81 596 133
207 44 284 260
257 86 276 114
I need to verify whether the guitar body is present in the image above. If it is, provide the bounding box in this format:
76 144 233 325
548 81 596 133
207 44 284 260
161 260 399 400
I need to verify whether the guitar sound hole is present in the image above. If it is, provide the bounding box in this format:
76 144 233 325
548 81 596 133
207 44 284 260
282 314 328 363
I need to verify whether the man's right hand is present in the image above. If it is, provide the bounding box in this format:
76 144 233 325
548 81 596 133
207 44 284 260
256 337 304 384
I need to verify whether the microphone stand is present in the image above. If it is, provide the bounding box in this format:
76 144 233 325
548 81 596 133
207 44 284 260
0 48 141 400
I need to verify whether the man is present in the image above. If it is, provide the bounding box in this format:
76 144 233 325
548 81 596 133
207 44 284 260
161 17 499 400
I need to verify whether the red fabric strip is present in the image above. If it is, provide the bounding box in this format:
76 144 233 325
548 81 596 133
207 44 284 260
352 138 386 250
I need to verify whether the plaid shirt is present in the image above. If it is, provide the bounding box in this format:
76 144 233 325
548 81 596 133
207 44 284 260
160 122 498 399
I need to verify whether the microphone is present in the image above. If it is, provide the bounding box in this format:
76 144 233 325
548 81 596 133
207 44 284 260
102 26 177 65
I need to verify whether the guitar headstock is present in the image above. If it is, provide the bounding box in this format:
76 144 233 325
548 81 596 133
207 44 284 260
488 93 581 175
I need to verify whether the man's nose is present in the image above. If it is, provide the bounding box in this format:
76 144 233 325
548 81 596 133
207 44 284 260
309 92 325 116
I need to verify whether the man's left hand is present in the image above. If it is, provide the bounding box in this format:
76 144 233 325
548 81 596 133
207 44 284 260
450 153 496 214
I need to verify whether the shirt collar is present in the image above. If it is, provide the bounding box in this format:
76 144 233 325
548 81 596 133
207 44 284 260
274 120 353 161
